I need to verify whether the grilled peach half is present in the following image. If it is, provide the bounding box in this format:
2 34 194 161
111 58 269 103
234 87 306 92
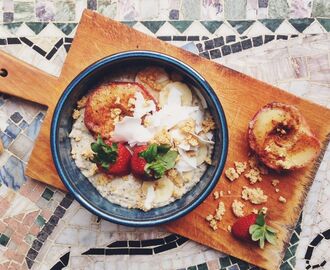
248 102 321 170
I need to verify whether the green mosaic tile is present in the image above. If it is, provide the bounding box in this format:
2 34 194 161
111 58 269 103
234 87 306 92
201 21 223 34
268 0 289 19
14 1 34 21
24 234 35 245
3 22 22 34
26 22 48 34
98 0 117 18
42 187 54 201
121 21 137 28
197 263 208 270
228 20 254 34
290 232 299 244
259 19 284 32
289 18 314 33
289 257 296 266
283 248 293 261
0 234 10 246
219 257 231 267
141 21 165 33
279 261 293 270
317 18 330 32
187 266 197 270
289 243 298 255
224 0 247 19
169 20 193 33
35 215 46 227
54 23 77 35
312 0 330 17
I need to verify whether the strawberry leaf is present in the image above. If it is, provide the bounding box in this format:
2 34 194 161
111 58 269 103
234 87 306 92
251 229 263 241
256 213 265 226
259 237 265 249
266 225 277 234
265 231 277 245
249 224 260 234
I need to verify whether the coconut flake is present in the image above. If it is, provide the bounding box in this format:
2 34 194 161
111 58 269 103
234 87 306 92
175 148 197 172
133 92 156 118
112 116 153 146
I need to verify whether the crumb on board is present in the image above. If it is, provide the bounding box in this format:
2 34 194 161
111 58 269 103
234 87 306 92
206 214 213 221
219 191 224 197
205 201 226 230
272 179 280 187
234 161 247 175
232 200 245 217
241 186 268 204
279 196 287 203
244 168 262 184
260 207 268 214
275 188 280 193
210 219 218 231
227 225 232 232
72 109 81 120
202 117 216 133
225 167 239 181
213 191 219 200
252 208 258 214
227 190 231 195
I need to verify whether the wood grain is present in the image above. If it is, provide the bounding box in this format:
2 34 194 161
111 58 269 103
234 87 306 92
1 10 330 269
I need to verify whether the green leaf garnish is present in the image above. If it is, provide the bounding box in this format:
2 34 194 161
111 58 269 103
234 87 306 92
249 211 277 249
140 144 178 179
90 135 118 170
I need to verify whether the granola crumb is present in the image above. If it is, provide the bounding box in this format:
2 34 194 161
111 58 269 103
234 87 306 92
272 179 280 187
244 168 262 184
232 200 245 217
202 117 216 133
210 219 218 230
214 201 225 221
72 109 81 120
77 96 87 109
82 149 94 160
74 136 81 142
234 161 247 175
206 214 214 221
204 156 212 165
151 129 172 145
227 190 231 195
213 191 219 200
279 196 286 203
241 186 268 204
225 167 239 181
227 225 232 232
219 191 224 197
167 169 183 187
252 208 258 214
275 188 280 193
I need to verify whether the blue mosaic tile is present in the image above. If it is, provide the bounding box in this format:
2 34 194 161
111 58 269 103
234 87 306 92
25 116 43 141
0 131 13 148
35 111 45 122
228 264 240 270
5 122 21 139
0 99 5 107
10 112 23 123
0 155 27 190
19 120 29 130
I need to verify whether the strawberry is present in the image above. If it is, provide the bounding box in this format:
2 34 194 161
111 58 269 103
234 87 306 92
131 144 178 180
232 211 277 249
91 135 131 176
131 145 148 178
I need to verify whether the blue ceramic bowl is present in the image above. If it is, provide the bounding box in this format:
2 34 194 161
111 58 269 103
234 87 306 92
51 51 228 227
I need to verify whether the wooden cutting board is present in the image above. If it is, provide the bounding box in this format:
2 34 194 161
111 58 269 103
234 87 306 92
1 10 330 269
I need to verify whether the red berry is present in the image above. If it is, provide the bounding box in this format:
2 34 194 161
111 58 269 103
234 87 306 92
232 214 257 242
131 145 148 178
106 142 131 176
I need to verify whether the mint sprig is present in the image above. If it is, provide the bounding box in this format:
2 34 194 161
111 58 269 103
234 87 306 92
139 144 178 179
249 212 277 249
91 135 118 170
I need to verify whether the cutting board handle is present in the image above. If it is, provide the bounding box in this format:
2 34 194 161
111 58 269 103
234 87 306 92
0 50 59 106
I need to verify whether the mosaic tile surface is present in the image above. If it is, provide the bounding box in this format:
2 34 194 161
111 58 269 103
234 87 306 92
0 1 329 269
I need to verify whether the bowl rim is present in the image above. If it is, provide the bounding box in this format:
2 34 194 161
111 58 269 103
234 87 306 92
51 50 228 227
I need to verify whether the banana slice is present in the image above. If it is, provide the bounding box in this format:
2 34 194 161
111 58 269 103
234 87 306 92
159 82 193 107
142 181 156 210
196 144 208 166
153 177 174 204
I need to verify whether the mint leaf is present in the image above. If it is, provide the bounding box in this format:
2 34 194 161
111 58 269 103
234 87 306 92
90 135 118 169
157 144 171 154
144 149 178 179
139 144 158 163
